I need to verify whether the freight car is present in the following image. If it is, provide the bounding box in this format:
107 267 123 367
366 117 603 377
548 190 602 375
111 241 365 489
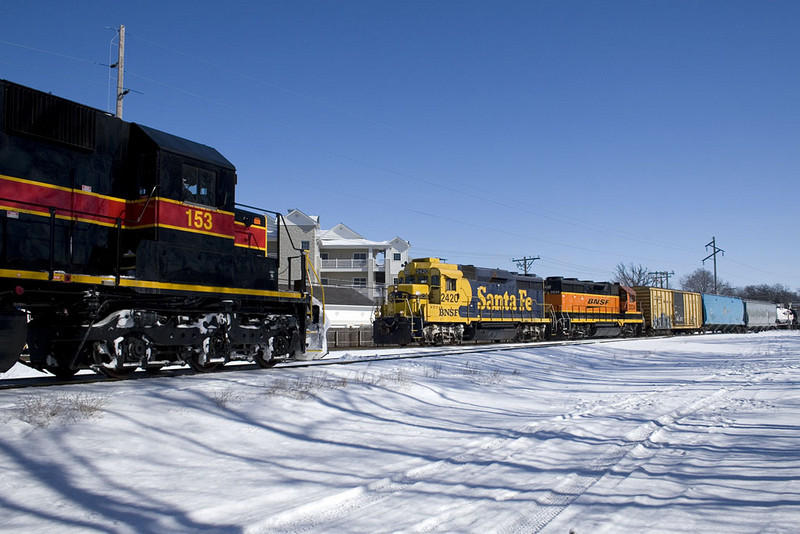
633 287 703 335
744 300 779 331
701 293 746 333
373 258 643 345
0 80 327 376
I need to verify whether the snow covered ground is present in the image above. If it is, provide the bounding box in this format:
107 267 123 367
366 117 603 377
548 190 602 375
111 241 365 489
1 331 799 533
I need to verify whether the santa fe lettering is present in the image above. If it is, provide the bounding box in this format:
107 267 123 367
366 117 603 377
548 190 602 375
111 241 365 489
477 286 533 311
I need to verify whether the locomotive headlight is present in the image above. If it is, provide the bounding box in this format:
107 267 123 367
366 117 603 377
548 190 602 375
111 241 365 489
14 286 24 295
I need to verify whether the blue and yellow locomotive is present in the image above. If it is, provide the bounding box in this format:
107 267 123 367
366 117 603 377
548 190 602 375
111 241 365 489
374 258 644 345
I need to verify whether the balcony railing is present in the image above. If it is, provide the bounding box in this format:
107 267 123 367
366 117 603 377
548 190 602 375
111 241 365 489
321 258 369 270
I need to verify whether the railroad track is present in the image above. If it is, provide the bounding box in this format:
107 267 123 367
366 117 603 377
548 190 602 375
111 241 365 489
0 336 664 391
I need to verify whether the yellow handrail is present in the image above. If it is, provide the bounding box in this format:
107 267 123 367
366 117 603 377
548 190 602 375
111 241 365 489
304 251 325 322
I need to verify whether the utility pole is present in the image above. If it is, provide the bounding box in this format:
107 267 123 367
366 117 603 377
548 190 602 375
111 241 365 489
648 270 675 289
702 236 725 294
114 25 125 119
513 255 540 275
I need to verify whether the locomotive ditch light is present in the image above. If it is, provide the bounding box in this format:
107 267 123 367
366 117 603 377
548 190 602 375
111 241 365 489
14 285 24 295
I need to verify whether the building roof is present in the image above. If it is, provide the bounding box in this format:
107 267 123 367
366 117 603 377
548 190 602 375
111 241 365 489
316 286 376 306
284 209 320 227
319 222 406 250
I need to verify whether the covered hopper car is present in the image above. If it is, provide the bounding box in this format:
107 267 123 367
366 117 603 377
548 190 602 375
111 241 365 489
701 293 746 333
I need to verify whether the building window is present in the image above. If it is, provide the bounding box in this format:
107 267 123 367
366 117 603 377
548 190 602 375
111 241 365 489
353 253 367 260
321 278 329 285
301 240 310 252
393 253 402 261
353 278 367 288
320 253 328 260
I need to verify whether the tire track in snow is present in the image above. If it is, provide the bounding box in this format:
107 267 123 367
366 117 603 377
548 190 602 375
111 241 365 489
242 384 704 534
497 387 735 534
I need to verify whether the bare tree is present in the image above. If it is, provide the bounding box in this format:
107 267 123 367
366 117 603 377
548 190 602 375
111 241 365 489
680 268 734 295
737 283 800 304
613 263 654 287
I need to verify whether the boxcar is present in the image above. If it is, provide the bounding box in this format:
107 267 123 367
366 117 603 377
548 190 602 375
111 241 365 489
634 287 702 334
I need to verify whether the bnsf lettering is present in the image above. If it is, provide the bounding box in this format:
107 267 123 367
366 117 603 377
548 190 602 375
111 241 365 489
587 298 611 306
477 287 534 312
439 308 459 317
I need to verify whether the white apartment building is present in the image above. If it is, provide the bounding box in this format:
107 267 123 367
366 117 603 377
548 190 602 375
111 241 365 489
275 209 410 301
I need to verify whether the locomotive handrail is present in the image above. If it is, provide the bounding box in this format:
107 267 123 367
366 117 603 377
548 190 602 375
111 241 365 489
132 186 159 223
0 196 132 224
304 250 326 321
236 202 311 293
1 195 152 284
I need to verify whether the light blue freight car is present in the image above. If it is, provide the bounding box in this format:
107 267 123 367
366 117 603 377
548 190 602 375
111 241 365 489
701 294 745 332
744 300 778 331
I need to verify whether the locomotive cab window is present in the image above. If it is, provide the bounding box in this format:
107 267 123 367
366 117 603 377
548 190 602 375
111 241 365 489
182 163 217 206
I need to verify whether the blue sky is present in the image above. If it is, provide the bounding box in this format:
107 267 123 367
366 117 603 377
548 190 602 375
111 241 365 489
2 1 799 290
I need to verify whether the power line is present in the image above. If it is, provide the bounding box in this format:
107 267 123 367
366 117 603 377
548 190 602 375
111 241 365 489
0 38 103 66
513 256 540 275
702 236 725 294
648 270 675 289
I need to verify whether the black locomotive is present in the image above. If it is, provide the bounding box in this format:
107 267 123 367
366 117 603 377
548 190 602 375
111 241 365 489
0 80 326 377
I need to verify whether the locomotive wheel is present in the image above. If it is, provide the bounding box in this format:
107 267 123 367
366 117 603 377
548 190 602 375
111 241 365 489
93 336 140 378
254 351 276 369
187 353 220 373
93 353 136 378
95 364 136 379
